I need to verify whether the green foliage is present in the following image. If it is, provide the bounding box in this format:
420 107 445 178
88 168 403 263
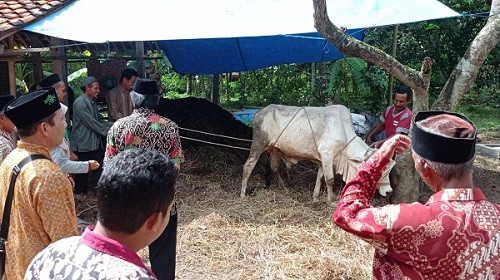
457 83 500 131
162 73 188 96
364 0 498 106
11 0 495 130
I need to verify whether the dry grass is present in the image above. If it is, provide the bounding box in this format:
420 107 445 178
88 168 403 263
76 146 385 279
174 184 374 280
76 135 500 280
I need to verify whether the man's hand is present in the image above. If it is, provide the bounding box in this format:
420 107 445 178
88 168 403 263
70 150 78 161
88 160 100 171
377 134 412 161
370 140 385 149
68 176 75 188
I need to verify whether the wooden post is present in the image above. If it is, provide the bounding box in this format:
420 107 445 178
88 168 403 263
50 37 67 84
135 42 145 78
7 36 16 96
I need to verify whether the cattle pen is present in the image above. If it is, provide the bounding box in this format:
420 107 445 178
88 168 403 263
75 143 500 279
74 97 500 279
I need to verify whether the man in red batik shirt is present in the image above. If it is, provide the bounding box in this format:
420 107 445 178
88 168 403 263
365 85 413 149
334 111 499 280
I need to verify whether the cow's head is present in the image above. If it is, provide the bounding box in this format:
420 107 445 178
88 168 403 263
377 158 395 197
343 146 395 197
363 147 395 197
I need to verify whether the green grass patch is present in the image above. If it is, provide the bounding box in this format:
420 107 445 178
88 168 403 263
456 104 500 138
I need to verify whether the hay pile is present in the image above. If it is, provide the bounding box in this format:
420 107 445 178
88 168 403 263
172 146 375 280
76 97 380 279
76 144 376 279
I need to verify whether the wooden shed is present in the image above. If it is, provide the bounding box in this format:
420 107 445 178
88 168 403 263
0 0 161 98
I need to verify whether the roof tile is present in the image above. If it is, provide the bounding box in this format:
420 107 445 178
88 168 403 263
0 0 73 38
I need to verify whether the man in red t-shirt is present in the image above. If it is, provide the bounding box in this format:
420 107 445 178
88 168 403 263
365 85 412 149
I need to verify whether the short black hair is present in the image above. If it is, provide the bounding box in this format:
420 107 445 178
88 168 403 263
120 68 138 83
16 112 56 138
97 148 178 234
130 91 160 110
393 85 413 101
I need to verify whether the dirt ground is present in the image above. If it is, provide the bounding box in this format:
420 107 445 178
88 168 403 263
75 99 499 279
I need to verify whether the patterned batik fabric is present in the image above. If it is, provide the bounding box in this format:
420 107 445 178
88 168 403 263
0 129 14 162
333 152 500 280
104 108 184 216
107 84 133 122
25 227 157 280
104 107 184 166
0 141 78 280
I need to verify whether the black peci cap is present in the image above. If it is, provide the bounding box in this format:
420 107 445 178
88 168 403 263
132 78 159 95
411 111 476 164
3 88 61 129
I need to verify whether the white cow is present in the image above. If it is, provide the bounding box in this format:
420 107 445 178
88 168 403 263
241 104 394 203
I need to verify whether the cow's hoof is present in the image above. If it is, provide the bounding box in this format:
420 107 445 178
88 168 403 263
248 187 257 197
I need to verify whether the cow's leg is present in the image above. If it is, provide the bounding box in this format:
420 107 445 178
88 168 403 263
320 154 336 203
241 149 264 197
269 150 286 189
313 166 323 202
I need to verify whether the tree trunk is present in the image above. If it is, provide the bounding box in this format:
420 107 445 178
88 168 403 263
309 63 316 105
212 74 220 105
318 62 329 105
186 75 192 95
312 0 431 203
312 0 499 203
432 0 500 110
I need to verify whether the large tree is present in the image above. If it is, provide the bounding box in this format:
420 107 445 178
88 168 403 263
312 0 500 202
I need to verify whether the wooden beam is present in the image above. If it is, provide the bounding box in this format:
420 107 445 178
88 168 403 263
29 34 44 85
1 47 51 55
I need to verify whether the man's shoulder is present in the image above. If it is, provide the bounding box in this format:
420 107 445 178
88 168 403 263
47 235 81 249
108 86 122 95
155 113 179 128
401 107 412 119
73 95 89 105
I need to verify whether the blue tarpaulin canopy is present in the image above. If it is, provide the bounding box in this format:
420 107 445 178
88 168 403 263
24 0 459 74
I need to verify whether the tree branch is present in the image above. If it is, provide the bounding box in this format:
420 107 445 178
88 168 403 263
312 0 430 94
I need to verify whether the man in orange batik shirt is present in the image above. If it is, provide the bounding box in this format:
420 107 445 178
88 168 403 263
0 88 78 280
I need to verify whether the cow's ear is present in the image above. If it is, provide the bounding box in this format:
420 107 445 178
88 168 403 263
349 155 365 163
382 159 396 178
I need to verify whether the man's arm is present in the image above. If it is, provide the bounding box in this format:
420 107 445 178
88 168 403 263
51 146 89 174
365 121 384 145
333 135 411 239
103 125 118 167
107 89 126 121
168 124 184 171
74 99 110 136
